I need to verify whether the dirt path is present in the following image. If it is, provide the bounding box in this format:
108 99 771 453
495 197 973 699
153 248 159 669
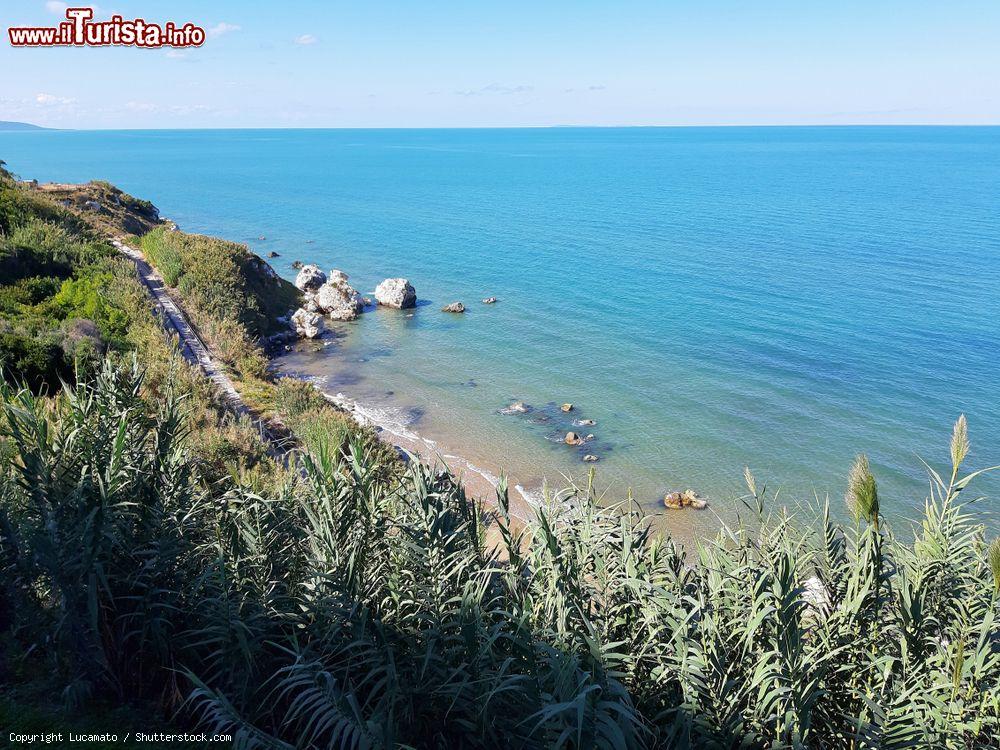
113 239 289 456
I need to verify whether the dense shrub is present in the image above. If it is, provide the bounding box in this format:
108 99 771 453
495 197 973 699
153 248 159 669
0 276 61 312
141 226 299 339
50 270 131 343
2 361 997 749
0 329 68 392
0 211 131 391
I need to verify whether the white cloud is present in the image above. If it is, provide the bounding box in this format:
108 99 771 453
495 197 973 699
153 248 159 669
126 101 158 112
36 93 75 106
294 34 318 45
166 50 187 59
208 22 241 39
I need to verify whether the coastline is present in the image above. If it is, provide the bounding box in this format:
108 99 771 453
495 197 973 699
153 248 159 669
275 364 542 525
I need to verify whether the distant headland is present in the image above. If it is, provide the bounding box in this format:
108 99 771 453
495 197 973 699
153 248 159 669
0 121 49 131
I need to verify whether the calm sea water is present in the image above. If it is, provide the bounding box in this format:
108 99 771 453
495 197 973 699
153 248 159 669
4 127 999 535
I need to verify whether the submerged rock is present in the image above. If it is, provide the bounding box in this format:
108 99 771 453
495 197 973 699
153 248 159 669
663 489 708 510
482 297 498 304
291 260 304 269
374 278 416 309
583 454 599 463
295 264 327 293
441 302 465 313
315 269 363 322
575 418 596 426
291 307 322 339
501 401 530 414
267 251 280 258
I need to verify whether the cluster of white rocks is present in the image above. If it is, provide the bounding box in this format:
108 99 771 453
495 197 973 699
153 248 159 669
290 265 417 339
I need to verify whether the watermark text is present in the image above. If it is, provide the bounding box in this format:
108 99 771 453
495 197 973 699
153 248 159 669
8 7 206 48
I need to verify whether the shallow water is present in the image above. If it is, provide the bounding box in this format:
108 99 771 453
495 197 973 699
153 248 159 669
4 126 999 535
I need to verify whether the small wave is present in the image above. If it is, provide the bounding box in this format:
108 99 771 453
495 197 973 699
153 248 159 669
319 386 540 518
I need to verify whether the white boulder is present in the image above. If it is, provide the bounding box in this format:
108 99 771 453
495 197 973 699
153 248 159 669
374 278 416 309
294 264 327 293
291 307 322 339
315 269 363 322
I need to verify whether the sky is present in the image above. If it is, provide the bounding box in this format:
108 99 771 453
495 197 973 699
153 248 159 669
2 0 999 128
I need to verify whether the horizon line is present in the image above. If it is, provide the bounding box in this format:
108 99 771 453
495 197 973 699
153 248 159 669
4 122 1000 132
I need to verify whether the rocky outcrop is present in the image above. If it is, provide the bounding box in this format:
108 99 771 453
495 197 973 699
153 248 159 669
375 278 416 309
482 297 498 304
291 307 322 339
565 431 583 446
561 403 573 412
441 302 465 313
663 489 708 510
294 264 327 293
315 269 363 322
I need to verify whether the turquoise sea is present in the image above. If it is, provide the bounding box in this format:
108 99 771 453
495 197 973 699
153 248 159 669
4 127 999 535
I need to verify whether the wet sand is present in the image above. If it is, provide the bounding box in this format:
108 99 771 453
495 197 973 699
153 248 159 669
317 388 540 524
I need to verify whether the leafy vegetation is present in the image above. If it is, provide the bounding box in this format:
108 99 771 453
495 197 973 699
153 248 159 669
0 175 132 392
1 360 997 749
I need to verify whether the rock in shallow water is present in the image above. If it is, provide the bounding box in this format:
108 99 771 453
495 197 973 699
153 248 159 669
663 489 708 510
501 401 530 414
441 302 465 313
482 296 498 304
295 264 327 293
291 307 322 339
561 403 573 412
315 269 363 322
565 431 583 446
375 278 416 309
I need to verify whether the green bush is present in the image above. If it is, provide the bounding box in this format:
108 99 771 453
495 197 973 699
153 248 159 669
0 329 68 392
2 362 997 748
141 226 299 340
0 276 61 313
51 271 131 343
